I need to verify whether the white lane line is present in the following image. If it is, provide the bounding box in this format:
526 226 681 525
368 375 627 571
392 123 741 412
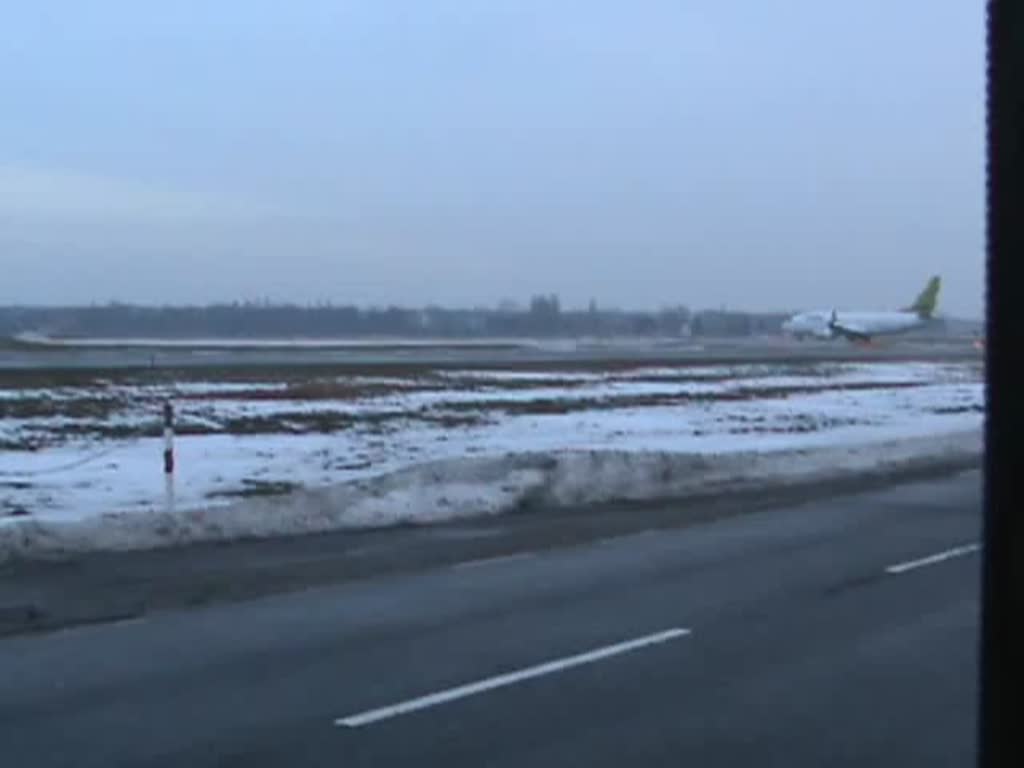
335 627 691 728
886 543 981 575
452 552 536 570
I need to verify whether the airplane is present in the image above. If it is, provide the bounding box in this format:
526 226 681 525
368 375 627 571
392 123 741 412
781 276 941 343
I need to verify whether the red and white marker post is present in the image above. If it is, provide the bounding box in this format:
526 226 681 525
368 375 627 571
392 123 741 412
163 401 175 510
163 401 175 474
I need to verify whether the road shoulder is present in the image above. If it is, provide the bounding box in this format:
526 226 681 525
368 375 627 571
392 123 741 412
0 457 979 638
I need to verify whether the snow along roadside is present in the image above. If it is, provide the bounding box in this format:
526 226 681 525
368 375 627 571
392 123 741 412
0 429 981 562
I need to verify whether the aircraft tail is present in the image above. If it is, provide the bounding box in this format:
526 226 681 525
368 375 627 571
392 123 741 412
903 276 941 318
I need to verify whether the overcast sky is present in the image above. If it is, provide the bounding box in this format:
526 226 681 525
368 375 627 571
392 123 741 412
0 1 984 316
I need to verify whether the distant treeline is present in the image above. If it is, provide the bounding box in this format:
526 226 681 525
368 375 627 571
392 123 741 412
0 297 791 339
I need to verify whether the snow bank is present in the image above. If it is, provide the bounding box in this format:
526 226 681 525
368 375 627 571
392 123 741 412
0 429 981 562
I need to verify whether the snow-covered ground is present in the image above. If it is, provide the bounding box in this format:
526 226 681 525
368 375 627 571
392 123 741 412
0 361 984 560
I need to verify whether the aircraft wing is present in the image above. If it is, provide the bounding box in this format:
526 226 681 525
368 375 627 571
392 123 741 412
827 313 872 342
831 323 871 341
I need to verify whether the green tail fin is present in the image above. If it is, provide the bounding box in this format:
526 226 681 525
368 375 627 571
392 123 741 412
904 276 941 318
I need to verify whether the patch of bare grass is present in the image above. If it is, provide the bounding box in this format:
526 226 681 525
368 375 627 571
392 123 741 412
437 381 927 417
206 479 300 499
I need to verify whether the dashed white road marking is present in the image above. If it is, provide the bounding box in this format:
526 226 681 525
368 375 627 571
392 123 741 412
335 627 691 727
885 543 981 575
452 552 536 570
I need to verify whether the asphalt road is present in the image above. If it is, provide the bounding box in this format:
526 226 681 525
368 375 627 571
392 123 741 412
0 471 981 767
0 334 981 370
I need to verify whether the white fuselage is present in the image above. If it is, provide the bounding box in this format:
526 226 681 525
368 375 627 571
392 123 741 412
782 310 925 340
